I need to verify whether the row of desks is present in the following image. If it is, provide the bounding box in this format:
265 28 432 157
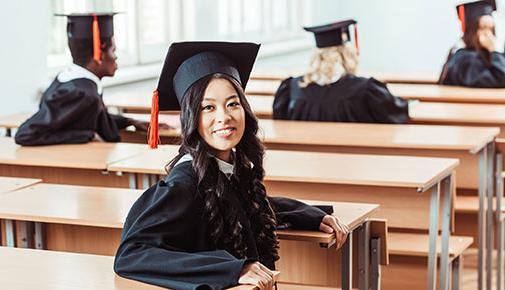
0 135 460 289
243 79 505 104
0 179 381 289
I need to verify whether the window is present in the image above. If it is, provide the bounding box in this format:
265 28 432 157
47 0 312 71
215 0 307 43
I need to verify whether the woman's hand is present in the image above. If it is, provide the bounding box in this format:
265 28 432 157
319 215 349 249
479 30 497 52
238 261 275 290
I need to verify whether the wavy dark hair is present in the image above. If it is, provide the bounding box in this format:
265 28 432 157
462 16 495 62
167 73 279 262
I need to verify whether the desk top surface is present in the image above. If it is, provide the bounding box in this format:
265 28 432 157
0 183 378 245
108 146 458 191
0 137 148 170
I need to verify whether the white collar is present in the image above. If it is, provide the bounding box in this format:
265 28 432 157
174 153 235 179
57 64 103 94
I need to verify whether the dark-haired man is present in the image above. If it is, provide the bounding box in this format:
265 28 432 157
15 13 154 145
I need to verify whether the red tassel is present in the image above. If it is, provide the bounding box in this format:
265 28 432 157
354 24 360 55
458 5 466 33
92 14 101 62
148 90 160 149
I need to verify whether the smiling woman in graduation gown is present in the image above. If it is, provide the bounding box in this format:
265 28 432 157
115 157 331 290
114 41 348 290
15 13 149 146
439 0 505 87
273 19 409 123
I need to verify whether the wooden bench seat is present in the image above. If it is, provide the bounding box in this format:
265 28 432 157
384 232 472 290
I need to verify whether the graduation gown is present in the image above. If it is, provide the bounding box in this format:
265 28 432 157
272 75 409 123
441 48 505 88
114 160 328 290
14 78 130 146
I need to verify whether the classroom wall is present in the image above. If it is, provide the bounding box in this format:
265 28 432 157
0 0 49 116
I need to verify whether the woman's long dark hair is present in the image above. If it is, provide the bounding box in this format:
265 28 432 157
167 73 279 262
462 16 495 62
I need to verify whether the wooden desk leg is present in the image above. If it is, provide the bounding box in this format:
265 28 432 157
371 238 381 290
358 222 370 290
478 148 488 290
34 222 45 250
5 128 11 137
451 255 461 290
341 231 353 290
496 152 503 290
128 173 137 189
5 220 15 247
16 221 33 248
141 174 150 189
497 218 504 290
440 176 453 290
427 184 441 290
486 143 495 290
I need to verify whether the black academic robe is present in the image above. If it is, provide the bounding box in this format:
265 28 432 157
114 161 328 290
441 48 505 88
272 75 409 123
14 78 130 146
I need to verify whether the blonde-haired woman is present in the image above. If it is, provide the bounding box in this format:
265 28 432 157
273 19 409 123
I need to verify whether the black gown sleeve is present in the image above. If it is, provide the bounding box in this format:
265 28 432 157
14 88 97 146
444 50 505 87
268 196 328 231
114 178 247 290
272 78 292 120
365 78 410 124
109 113 132 130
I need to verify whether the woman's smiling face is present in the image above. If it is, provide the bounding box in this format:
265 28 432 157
198 77 245 162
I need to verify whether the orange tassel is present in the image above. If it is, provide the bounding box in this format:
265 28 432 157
458 5 466 33
92 14 101 62
148 90 160 149
354 24 360 55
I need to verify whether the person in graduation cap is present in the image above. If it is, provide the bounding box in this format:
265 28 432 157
14 13 154 146
439 0 505 87
273 19 409 123
114 41 349 290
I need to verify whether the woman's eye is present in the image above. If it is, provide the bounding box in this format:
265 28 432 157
228 102 241 108
201 105 214 111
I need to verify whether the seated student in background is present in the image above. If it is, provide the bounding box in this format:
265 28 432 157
114 41 349 290
439 0 505 87
273 19 409 124
15 13 153 146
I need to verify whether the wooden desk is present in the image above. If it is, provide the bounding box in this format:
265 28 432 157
0 183 380 289
108 146 457 290
0 111 31 137
410 102 505 138
0 137 150 188
388 83 505 104
0 247 257 290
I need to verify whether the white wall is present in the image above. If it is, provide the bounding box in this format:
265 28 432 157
0 0 49 116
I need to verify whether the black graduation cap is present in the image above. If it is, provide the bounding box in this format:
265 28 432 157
304 19 358 49
456 0 496 32
147 41 260 148
55 13 117 61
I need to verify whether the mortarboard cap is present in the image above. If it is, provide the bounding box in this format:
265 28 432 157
304 19 358 51
456 1 496 32
147 41 260 148
55 13 117 62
